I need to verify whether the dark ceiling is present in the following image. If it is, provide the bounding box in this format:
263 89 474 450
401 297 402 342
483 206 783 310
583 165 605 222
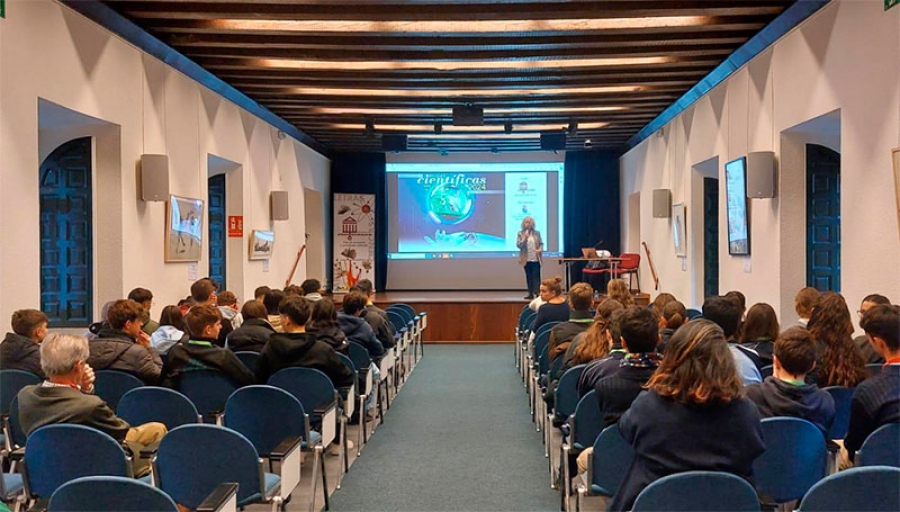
96 0 796 154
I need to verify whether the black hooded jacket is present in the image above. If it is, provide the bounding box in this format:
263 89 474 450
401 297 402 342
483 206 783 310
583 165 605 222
0 332 45 377
745 376 836 435
88 328 163 384
255 331 354 388
226 317 276 353
306 322 350 353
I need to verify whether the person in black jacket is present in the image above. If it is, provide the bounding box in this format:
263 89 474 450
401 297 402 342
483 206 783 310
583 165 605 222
88 300 163 384
306 299 349 353
352 280 396 350
226 300 275 353
256 296 354 388
1 309 49 377
163 305 255 388
338 292 384 360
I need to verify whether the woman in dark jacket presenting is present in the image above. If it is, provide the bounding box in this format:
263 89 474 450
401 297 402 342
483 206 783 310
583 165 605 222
516 216 543 300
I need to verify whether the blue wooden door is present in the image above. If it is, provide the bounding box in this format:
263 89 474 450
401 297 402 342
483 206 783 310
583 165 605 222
703 177 719 298
40 137 93 326
806 144 841 292
207 174 226 290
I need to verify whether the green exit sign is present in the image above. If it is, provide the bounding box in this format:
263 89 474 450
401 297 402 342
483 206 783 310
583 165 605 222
888 0 900 10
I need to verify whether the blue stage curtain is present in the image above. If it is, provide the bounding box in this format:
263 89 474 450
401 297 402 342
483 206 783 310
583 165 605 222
330 152 388 292
564 151 622 282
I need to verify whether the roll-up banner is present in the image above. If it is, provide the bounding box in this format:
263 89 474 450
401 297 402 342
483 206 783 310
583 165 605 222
333 193 375 292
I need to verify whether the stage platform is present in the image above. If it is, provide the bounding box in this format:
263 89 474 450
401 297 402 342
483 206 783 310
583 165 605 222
364 291 649 343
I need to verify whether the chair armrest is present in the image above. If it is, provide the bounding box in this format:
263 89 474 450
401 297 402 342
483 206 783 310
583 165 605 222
269 436 303 498
313 401 337 418
9 446 25 461
25 498 49 512
269 436 303 460
197 482 239 512
139 439 162 459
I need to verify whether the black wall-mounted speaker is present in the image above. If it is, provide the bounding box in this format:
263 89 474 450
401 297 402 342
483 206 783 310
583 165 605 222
382 134 408 152
452 105 484 126
540 132 567 151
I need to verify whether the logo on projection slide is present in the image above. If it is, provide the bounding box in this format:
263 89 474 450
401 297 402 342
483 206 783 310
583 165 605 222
427 183 474 225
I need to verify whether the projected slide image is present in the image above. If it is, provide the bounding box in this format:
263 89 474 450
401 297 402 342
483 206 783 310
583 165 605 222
397 172 507 252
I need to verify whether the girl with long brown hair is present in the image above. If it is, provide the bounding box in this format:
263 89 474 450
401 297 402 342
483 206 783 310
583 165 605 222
607 278 635 307
609 320 765 512
807 292 868 387
560 299 624 373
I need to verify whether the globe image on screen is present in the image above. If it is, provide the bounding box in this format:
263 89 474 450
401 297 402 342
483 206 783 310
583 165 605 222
427 183 474 225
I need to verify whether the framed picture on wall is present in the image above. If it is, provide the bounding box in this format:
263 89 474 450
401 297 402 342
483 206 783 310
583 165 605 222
165 195 204 262
672 203 687 257
249 230 275 260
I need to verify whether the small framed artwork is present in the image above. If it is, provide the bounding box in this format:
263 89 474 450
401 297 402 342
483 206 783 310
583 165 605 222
672 202 687 257
165 195 204 262
249 230 275 260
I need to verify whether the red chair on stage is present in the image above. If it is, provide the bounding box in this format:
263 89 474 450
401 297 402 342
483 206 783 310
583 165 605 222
582 264 609 292
609 253 641 293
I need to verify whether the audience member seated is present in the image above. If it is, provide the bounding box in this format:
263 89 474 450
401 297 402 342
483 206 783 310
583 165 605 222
338 292 385 360
702 296 762 385
745 327 836 436
533 277 570 333
842 304 900 467
127 287 159 336
254 285 271 303
284 284 304 297
791 286 820 329
301 278 325 303
656 300 687 354
353 279 396 350
739 302 780 367
162 305 255 388
255 296 354 388
306 299 349 353
86 300 116 340
190 278 218 308
88 299 163 385
216 291 243 346
853 294 891 365
560 299 624 376
577 309 626 396
576 306 662 472
807 292 868 388
650 292 676 313
608 320 765 512
548 282 594 363
17 333 166 476
150 305 188 355
1 309 49 377
264 289 286 333
225 300 275 353
607 279 634 307
176 296 195 316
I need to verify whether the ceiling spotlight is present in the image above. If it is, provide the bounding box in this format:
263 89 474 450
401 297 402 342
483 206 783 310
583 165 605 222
434 123 443 134
504 122 513 134
568 120 578 135
584 139 593 149
364 118 375 138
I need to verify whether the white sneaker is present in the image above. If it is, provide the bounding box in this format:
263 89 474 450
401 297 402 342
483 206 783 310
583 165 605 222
329 440 354 456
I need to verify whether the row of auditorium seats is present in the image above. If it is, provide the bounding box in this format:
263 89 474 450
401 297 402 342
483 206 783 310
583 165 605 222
0 303 426 512
511 304 899 512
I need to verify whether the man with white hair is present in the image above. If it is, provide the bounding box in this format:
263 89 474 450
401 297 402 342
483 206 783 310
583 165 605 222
17 333 166 476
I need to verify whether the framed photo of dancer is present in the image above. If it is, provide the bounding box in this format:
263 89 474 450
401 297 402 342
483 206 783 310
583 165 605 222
165 195 204 262
249 230 275 260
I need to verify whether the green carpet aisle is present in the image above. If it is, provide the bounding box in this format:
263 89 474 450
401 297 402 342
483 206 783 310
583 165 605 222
329 344 559 511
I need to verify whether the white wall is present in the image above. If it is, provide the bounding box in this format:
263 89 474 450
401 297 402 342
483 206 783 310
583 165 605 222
620 0 900 330
0 0 331 327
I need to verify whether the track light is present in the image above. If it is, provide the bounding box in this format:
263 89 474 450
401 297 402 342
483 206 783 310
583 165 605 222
434 123 443 134
504 122 513 134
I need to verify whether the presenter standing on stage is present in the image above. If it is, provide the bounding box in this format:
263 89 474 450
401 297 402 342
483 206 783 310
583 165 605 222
517 216 543 300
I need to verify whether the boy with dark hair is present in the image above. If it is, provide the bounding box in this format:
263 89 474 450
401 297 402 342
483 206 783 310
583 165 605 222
843 305 900 465
255 297 354 387
338 292 384 359
300 279 324 302
127 287 159 335
793 287 820 328
190 278 218 306
163 304 255 388
548 282 594 362
702 295 762 385
745 327 835 435
854 294 891 364
263 289 286 332
353 278 396 350
1 309 50 376
89 299 163 384
254 286 271 303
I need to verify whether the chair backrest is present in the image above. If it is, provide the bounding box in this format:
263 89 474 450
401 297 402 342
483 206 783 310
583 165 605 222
176 369 238 421
233 351 261 374
537 345 550 377
0 369 42 415
857 423 900 467
865 363 883 376
631 471 761 512
268 367 336 421
533 321 560 344
337 353 357 373
155 424 262 509
6 395 26 448
225 385 309 455
347 341 373 371
117 387 200 430
533 329 553 362
570 391 601 450
685 308 703 320
554 365 586 419
797 466 900 512
388 305 415 327
590 424 634 496
517 307 533 331
392 303 417 320
93 370 145 411
752 417 828 503
547 351 566 381
385 310 408 333
24 424 131 499
821 386 854 439
760 365 774 380
48 475 177 512
617 253 641 270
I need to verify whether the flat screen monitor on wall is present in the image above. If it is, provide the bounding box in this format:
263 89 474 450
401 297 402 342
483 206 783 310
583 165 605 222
725 156 750 255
